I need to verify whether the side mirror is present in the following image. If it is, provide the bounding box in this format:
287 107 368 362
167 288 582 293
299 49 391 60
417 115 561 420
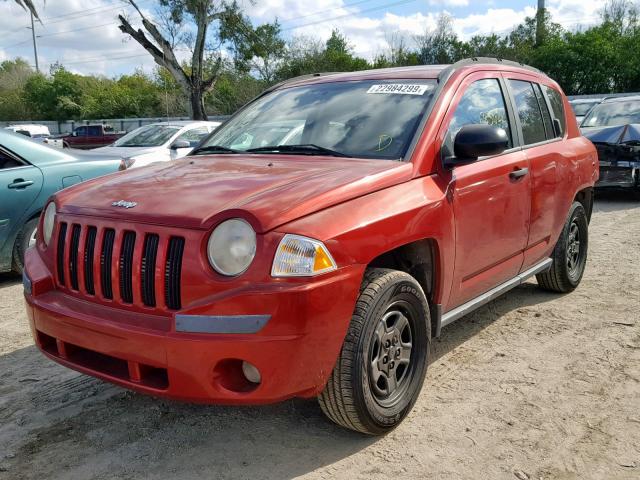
72 131 78 137
170 140 191 150
447 124 509 167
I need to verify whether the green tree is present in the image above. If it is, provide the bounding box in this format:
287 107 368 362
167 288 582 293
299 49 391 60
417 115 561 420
23 65 82 120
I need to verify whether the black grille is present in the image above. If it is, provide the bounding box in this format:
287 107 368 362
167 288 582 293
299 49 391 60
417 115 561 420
69 225 81 290
100 229 115 300
55 221 184 310
56 223 67 286
119 232 136 304
84 227 97 295
141 234 159 307
164 237 185 310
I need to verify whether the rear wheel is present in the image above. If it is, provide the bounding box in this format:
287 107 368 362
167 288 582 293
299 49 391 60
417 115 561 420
319 268 430 435
12 217 39 275
536 201 588 293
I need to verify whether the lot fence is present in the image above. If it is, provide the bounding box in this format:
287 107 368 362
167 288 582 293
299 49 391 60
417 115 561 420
0 116 230 135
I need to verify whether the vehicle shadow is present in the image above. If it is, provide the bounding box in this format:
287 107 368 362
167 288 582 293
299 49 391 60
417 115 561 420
0 272 21 288
1 281 561 480
594 188 640 213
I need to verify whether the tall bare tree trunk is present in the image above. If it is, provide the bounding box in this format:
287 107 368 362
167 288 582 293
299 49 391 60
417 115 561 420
189 83 207 120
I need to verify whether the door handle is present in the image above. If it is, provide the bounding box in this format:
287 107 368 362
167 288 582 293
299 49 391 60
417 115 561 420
8 179 34 189
509 167 529 180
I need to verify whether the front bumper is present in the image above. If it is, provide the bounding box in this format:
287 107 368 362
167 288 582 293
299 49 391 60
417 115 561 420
24 248 364 404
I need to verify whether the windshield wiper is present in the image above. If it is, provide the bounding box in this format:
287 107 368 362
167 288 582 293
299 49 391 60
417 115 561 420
190 145 240 155
246 144 351 157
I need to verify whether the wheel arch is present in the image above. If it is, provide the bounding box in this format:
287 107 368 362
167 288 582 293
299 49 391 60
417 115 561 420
574 187 594 223
366 238 442 339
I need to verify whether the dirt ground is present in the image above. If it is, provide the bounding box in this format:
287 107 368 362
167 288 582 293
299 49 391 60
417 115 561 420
1 190 639 480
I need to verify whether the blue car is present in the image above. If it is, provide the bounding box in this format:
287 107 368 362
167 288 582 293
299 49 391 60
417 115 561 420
0 130 125 274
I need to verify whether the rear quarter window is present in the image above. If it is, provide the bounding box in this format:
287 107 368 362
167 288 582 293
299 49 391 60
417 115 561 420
543 86 566 136
508 80 547 145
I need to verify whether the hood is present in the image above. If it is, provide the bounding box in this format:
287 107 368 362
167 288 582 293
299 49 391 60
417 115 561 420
581 124 640 144
56 154 412 232
92 145 160 157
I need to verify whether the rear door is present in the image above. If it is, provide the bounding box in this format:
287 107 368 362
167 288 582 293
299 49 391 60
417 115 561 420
504 75 570 270
0 147 43 252
441 73 531 309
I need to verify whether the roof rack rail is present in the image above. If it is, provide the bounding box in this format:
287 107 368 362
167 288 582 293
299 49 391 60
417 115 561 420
437 57 542 85
263 72 339 94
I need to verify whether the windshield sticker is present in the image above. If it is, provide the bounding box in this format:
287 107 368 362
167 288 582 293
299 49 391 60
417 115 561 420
366 84 431 95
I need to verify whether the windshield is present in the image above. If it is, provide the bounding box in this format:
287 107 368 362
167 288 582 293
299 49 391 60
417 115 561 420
582 100 640 128
113 125 180 147
572 101 599 116
200 79 437 159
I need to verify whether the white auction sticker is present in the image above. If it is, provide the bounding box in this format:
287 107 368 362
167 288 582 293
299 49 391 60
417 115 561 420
366 84 431 95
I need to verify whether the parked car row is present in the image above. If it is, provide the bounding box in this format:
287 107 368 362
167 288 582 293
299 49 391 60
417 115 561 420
0 130 126 274
1 120 222 275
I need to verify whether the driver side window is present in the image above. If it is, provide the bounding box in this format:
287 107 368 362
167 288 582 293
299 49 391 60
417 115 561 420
444 79 512 159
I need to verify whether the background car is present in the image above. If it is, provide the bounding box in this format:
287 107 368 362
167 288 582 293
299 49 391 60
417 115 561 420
569 98 603 125
0 130 126 274
581 96 640 189
93 121 220 169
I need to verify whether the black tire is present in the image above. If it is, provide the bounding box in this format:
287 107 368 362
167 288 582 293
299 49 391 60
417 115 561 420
318 268 430 435
536 201 588 293
12 218 39 275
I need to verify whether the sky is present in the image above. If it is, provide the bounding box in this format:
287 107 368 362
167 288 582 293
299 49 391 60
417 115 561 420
0 0 607 77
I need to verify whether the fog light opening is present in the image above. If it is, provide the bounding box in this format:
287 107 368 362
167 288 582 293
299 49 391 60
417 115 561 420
242 361 261 384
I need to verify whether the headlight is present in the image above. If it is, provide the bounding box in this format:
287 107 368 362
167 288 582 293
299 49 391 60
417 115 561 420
42 202 56 246
271 234 337 277
207 219 256 276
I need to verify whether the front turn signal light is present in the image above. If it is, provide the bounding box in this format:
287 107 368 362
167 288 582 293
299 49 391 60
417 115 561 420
271 234 337 277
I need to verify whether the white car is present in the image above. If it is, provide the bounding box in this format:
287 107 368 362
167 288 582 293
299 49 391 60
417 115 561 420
94 121 220 169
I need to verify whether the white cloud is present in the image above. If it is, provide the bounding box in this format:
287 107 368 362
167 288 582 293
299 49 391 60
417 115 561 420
0 0 610 76
429 0 469 7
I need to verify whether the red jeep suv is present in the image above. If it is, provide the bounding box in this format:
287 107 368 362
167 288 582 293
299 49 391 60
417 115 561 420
23 58 598 435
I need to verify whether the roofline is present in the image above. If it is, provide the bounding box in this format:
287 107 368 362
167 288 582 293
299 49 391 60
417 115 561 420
437 57 543 85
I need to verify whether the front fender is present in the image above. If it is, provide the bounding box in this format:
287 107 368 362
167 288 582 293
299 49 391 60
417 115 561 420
275 174 455 307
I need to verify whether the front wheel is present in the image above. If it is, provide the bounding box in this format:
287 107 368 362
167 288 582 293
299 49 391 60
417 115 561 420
12 217 38 275
536 201 589 293
319 268 430 435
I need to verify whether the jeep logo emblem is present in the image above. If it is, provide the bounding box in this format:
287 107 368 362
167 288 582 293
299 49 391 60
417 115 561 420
112 200 137 209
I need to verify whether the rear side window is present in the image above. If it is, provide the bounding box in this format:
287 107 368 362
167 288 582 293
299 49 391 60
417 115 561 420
533 84 555 140
88 126 102 136
543 86 566 136
508 80 546 145
446 78 513 155
0 149 23 170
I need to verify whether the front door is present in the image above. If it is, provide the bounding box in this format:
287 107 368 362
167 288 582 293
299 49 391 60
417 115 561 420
441 74 531 310
0 149 43 255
